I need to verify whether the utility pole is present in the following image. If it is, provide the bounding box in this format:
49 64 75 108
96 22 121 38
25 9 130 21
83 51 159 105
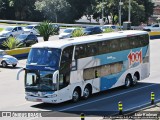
128 0 131 22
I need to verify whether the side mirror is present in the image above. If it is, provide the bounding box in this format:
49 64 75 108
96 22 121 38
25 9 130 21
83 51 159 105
53 70 59 84
17 68 25 80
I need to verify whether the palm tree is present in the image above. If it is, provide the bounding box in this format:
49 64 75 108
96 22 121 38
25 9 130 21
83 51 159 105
72 28 84 38
37 21 57 41
2 37 24 50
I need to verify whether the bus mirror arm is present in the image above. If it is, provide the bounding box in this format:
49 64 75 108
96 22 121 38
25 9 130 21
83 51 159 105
53 70 59 84
17 68 25 80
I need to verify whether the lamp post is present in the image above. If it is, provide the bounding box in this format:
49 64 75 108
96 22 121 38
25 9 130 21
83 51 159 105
128 0 131 22
119 0 123 28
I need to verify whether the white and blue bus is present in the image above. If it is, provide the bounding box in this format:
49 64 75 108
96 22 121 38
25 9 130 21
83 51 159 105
17 30 150 103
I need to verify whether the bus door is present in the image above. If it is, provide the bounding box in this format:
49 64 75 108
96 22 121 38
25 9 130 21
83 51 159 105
58 46 74 101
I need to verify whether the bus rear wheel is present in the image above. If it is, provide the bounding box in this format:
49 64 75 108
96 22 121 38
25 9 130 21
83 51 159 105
124 75 132 88
131 74 138 86
72 89 80 102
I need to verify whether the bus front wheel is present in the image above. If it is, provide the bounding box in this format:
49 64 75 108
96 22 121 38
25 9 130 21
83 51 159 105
124 75 132 88
72 89 80 102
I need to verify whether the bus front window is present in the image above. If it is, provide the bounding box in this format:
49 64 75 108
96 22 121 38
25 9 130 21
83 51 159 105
27 48 61 69
25 70 57 91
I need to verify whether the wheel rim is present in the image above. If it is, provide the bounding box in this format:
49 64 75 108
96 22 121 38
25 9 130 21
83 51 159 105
133 75 138 85
2 62 6 67
125 78 130 87
83 88 89 98
73 91 79 101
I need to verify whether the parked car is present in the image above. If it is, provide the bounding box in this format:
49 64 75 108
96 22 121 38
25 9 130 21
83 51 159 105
101 25 119 32
83 26 102 35
0 37 8 50
52 24 60 35
143 23 160 32
0 26 23 37
16 33 38 47
0 49 18 67
23 25 39 35
59 28 77 39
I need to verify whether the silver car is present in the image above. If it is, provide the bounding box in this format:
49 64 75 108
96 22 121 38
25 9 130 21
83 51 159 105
0 50 18 67
0 26 23 37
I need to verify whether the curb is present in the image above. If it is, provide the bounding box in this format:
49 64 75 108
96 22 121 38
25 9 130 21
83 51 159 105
5 47 30 59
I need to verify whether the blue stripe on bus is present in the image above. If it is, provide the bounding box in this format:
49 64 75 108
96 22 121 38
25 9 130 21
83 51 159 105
94 46 148 66
100 72 123 91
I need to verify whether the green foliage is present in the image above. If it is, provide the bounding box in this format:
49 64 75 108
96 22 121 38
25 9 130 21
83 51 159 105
0 28 3 32
37 21 56 41
0 0 154 24
103 28 113 33
72 29 84 37
90 0 154 26
35 0 72 23
2 37 23 50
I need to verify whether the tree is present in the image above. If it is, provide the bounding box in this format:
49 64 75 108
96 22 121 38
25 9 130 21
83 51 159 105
35 0 73 23
37 21 57 41
66 0 92 21
135 0 154 24
0 0 14 19
91 0 147 25
118 0 145 26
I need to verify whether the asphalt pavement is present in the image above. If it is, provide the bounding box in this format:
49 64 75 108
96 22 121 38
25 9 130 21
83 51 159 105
0 38 160 120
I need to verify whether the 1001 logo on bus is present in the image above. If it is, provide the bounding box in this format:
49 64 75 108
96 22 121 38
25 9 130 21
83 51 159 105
128 49 142 67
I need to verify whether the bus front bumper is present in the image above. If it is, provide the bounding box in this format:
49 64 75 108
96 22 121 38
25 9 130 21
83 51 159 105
25 96 58 104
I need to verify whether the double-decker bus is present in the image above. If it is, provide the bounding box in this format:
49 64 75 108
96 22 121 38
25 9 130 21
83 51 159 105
17 30 150 103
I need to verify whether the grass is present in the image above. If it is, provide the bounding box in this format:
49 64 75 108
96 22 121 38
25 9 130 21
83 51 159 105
0 28 3 32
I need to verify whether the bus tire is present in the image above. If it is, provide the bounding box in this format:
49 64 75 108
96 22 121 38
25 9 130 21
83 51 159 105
131 72 139 86
72 88 80 102
83 85 91 100
124 75 132 88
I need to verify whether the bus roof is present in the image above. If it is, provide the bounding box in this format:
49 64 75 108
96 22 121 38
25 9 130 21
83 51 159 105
32 30 148 49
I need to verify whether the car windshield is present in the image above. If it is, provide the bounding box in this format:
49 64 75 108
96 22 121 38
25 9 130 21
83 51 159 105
16 34 27 41
25 70 57 91
64 29 73 33
25 26 34 29
5 27 13 31
27 48 61 68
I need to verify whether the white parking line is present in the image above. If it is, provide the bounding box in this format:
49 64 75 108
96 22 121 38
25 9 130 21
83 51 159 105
59 84 156 111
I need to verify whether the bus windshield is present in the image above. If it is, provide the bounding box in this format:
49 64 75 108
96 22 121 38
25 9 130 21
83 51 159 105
25 70 57 91
27 48 61 68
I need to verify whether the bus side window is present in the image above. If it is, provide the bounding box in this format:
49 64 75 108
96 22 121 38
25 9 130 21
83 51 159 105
75 44 87 59
99 41 109 54
59 46 74 89
120 38 130 50
86 42 98 57
109 39 120 52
